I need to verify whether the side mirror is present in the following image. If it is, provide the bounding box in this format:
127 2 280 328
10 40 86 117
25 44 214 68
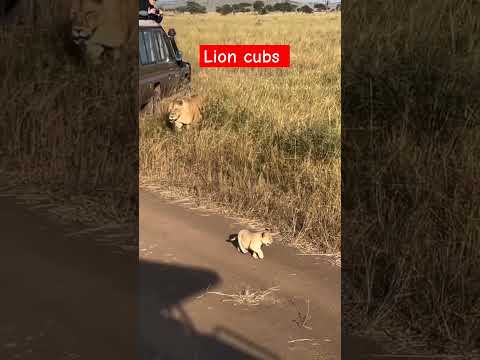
167 28 176 37
175 51 183 62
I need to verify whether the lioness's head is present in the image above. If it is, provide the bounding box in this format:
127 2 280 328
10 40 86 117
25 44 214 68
167 98 185 122
261 229 274 246
70 0 104 46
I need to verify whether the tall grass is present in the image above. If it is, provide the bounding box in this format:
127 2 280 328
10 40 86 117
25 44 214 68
0 22 138 224
140 13 341 252
342 0 480 353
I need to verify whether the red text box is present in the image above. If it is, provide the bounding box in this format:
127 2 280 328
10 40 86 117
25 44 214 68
199 45 290 68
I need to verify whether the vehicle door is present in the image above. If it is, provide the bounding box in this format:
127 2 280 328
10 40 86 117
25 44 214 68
151 28 182 97
139 27 171 102
139 29 155 107
161 31 184 93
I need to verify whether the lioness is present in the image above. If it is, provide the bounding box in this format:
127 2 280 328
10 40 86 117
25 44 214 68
232 229 276 260
167 95 205 131
70 0 136 63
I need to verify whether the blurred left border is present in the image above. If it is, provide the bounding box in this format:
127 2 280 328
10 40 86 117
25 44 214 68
0 1 138 359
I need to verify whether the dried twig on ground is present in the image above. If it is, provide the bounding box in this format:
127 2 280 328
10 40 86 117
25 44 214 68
207 286 280 306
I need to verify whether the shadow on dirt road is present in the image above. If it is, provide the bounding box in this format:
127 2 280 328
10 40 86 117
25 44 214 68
140 260 280 360
1 192 278 359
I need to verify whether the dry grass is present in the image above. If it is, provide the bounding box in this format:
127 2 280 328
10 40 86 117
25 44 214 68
342 0 480 355
140 13 341 253
0 21 138 226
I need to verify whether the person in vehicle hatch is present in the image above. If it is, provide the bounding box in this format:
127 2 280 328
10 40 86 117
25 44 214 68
147 0 163 22
139 0 163 22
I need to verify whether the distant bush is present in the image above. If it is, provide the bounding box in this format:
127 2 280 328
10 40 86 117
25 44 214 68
273 2 297 12
264 4 274 12
232 3 251 13
216 4 233 15
176 1 206 14
297 5 314 13
314 3 327 11
216 2 253 14
253 0 265 13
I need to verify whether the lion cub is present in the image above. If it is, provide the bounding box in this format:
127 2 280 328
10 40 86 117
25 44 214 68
233 229 275 260
167 95 204 131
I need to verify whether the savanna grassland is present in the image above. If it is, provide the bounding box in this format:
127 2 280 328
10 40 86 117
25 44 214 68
343 0 480 355
140 13 341 253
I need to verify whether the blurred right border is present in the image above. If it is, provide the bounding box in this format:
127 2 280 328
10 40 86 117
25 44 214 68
341 0 480 358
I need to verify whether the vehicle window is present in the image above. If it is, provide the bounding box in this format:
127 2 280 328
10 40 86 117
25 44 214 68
140 31 155 65
139 32 149 65
139 29 171 65
153 31 170 62
163 34 176 60
143 31 158 63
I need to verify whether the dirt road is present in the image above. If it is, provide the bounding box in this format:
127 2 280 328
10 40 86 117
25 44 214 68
1 186 379 359
140 190 378 360
1 192 137 359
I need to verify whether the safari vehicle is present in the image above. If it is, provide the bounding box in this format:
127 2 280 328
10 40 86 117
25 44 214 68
139 18 191 109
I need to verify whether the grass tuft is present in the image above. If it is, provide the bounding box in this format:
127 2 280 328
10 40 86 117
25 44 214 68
342 0 480 354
